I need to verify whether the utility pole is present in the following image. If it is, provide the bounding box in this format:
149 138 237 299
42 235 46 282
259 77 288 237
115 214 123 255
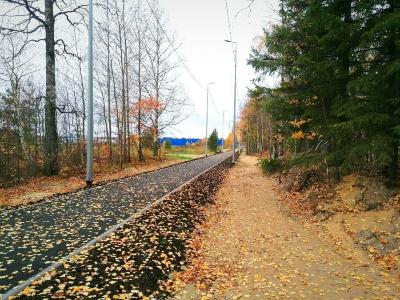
233 45 237 162
224 40 237 163
205 82 214 156
222 110 227 149
229 120 233 147
85 0 94 186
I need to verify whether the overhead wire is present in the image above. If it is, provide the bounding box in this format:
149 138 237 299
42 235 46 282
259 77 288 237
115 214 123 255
223 0 233 42
144 0 206 91
144 0 226 118
209 91 221 115
222 0 236 125
143 0 206 118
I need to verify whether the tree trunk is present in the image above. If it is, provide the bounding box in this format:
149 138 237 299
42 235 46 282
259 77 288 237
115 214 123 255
389 141 398 182
122 0 131 163
43 0 58 176
106 0 113 163
118 22 127 163
111 61 122 169
153 114 160 158
137 39 145 162
15 85 34 168
387 0 399 183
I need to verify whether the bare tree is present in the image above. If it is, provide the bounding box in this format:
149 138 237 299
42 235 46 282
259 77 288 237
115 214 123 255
0 35 44 180
95 0 114 163
144 1 188 157
131 0 149 162
0 0 86 175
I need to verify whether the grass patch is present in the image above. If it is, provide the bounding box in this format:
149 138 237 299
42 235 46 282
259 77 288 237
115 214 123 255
166 154 194 161
168 144 205 156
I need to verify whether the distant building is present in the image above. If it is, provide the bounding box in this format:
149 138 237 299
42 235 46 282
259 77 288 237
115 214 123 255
159 137 200 146
160 137 223 147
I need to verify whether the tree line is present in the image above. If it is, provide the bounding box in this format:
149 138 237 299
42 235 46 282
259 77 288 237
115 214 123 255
0 0 187 186
244 0 399 182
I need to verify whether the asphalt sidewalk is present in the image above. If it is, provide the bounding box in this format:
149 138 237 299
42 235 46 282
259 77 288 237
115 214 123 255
0 152 231 295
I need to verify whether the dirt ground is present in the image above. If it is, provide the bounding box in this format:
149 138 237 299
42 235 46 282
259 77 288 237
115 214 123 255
170 155 400 299
0 159 180 207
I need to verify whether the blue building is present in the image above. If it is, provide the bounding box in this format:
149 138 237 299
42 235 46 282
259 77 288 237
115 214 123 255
160 137 223 147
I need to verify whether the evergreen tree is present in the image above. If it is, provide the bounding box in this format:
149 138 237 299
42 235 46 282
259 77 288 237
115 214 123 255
164 140 172 152
248 0 400 181
208 129 218 153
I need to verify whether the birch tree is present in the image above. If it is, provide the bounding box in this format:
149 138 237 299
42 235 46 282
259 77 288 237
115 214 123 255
132 1 149 162
144 2 188 157
0 0 86 175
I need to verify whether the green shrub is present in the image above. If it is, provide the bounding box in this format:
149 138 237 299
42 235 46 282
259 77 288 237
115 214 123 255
287 153 323 169
259 158 284 175
164 140 172 151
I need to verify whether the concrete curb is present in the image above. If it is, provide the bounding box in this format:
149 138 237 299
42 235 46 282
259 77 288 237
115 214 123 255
1 152 232 299
0 152 220 215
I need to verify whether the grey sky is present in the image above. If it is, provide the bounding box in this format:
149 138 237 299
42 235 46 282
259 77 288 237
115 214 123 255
159 0 280 138
0 0 280 139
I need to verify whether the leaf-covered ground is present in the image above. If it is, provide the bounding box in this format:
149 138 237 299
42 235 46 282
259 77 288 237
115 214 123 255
0 152 231 295
0 158 183 208
9 156 231 299
170 155 400 299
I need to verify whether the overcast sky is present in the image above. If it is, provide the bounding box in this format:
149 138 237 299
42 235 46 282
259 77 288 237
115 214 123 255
0 0 281 140
159 0 280 138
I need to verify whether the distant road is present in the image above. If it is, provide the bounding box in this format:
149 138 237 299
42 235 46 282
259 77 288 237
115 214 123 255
0 152 231 295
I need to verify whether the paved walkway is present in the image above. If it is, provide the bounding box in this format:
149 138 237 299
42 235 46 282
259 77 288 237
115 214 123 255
173 155 400 299
0 152 231 295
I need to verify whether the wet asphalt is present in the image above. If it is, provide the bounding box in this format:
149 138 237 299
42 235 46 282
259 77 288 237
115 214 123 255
0 152 231 294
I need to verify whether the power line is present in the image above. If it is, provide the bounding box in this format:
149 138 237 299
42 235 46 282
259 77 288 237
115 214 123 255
223 0 233 42
144 0 206 91
223 0 237 62
208 91 221 115
144 0 209 120
145 0 225 118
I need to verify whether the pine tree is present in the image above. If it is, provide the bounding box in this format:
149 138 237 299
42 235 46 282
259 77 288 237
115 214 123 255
248 0 400 181
208 129 218 153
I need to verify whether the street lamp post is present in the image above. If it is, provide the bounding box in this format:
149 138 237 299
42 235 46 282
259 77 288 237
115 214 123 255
85 0 94 186
224 40 237 163
222 110 227 149
205 82 214 156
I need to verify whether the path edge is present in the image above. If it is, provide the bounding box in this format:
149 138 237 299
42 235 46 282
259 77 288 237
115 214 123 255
1 153 232 299
0 151 224 214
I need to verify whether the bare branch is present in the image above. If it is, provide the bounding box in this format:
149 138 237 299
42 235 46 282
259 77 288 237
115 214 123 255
55 38 83 60
54 4 87 20
3 0 46 25
233 0 255 22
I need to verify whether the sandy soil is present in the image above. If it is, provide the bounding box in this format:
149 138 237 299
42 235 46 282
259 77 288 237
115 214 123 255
0 159 180 207
170 155 400 299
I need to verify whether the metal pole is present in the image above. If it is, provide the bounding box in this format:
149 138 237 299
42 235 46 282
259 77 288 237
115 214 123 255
222 111 225 149
205 86 209 156
85 0 94 186
204 82 214 156
232 44 237 163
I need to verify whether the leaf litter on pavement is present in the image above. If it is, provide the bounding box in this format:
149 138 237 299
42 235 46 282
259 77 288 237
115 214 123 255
0 152 231 295
9 157 231 299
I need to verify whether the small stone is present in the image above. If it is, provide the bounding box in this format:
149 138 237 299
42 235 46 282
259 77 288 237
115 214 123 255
356 230 375 241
